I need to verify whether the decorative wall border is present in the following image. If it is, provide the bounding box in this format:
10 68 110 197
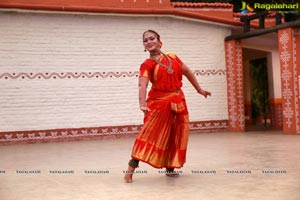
0 70 226 80
0 72 139 80
194 69 226 76
0 120 228 145
189 120 228 133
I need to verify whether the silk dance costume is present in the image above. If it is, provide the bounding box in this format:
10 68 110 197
128 52 190 171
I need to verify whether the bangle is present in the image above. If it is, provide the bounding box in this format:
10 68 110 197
197 88 202 93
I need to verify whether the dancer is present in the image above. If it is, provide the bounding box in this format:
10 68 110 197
124 30 211 183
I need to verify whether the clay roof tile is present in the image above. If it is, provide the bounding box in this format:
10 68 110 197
171 2 233 8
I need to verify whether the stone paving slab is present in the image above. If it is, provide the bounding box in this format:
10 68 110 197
0 131 300 200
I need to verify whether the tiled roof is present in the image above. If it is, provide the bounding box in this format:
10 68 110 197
0 1 243 26
171 2 233 8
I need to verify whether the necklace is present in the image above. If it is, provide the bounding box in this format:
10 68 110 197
150 52 173 74
150 51 161 57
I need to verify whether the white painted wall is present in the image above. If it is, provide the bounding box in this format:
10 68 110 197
0 11 230 132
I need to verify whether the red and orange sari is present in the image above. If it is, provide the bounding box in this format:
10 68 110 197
131 52 190 169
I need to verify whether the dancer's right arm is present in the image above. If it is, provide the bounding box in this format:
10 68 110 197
139 76 150 113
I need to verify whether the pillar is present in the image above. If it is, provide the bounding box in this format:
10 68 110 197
278 27 300 134
225 40 245 132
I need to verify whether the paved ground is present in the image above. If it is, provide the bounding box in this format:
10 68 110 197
1 130 300 200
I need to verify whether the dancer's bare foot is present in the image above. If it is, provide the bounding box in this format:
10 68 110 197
124 166 135 183
165 168 180 177
166 172 180 177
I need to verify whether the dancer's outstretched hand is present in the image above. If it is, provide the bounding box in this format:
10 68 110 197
198 88 211 98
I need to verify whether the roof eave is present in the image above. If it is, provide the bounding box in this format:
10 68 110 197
0 3 243 27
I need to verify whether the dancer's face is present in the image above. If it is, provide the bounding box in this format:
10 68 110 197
143 32 161 53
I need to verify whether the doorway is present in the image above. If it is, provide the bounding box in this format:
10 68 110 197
225 23 300 134
243 48 274 131
249 57 270 127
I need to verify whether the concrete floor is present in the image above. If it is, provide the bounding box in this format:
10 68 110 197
1 130 300 200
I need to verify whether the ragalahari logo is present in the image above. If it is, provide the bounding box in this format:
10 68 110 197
240 1 254 15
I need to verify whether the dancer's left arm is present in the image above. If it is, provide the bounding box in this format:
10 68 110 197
182 63 211 98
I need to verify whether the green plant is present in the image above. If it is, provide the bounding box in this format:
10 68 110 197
250 57 269 124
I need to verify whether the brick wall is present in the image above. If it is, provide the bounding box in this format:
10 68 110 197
0 11 230 143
